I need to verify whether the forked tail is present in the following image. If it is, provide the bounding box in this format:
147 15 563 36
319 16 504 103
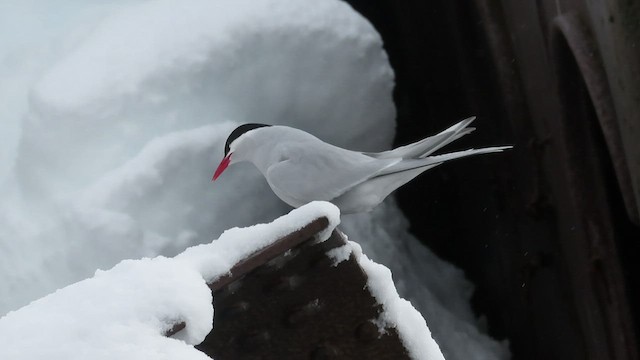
366 116 480 160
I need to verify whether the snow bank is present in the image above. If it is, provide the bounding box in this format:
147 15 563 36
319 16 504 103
0 0 138 179
18 0 395 199
0 0 508 358
2 0 394 313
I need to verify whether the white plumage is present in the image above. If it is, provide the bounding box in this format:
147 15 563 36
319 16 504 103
214 117 511 213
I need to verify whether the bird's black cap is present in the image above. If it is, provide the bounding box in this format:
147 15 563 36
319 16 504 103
224 123 271 155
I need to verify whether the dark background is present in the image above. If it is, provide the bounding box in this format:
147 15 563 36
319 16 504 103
343 1 640 359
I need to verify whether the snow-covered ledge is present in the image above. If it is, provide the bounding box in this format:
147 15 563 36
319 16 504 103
0 202 444 360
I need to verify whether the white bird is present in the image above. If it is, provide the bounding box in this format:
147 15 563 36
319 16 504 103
213 117 511 213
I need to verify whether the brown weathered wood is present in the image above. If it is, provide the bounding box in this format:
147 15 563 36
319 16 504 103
163 322 186 337
165 216 330 338
208 216 329 291
196 230 412 359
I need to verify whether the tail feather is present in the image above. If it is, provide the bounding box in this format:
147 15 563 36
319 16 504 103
417 126 477 158
377 145 511 176
366 116 477 160
424 146 512 163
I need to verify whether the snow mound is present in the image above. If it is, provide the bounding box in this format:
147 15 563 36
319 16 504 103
18 0 395 199
2 0 394 314
0 256 213 360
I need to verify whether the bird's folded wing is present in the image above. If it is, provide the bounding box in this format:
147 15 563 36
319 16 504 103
265 149 399 204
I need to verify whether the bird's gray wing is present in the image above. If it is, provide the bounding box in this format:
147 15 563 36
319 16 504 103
265 145 399 206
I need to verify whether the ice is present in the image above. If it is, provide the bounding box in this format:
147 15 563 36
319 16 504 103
0 0 507 358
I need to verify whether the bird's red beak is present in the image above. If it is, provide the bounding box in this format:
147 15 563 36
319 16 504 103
212 153 232 181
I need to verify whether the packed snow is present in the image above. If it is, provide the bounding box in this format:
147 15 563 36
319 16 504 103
176 201 341 282
0 0 508 358
0 256 214 360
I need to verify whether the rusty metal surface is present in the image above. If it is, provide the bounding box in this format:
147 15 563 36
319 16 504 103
196 230 412 360
585 0 640 223
551 12 638 224
550 12 639 359
473 1 639 359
